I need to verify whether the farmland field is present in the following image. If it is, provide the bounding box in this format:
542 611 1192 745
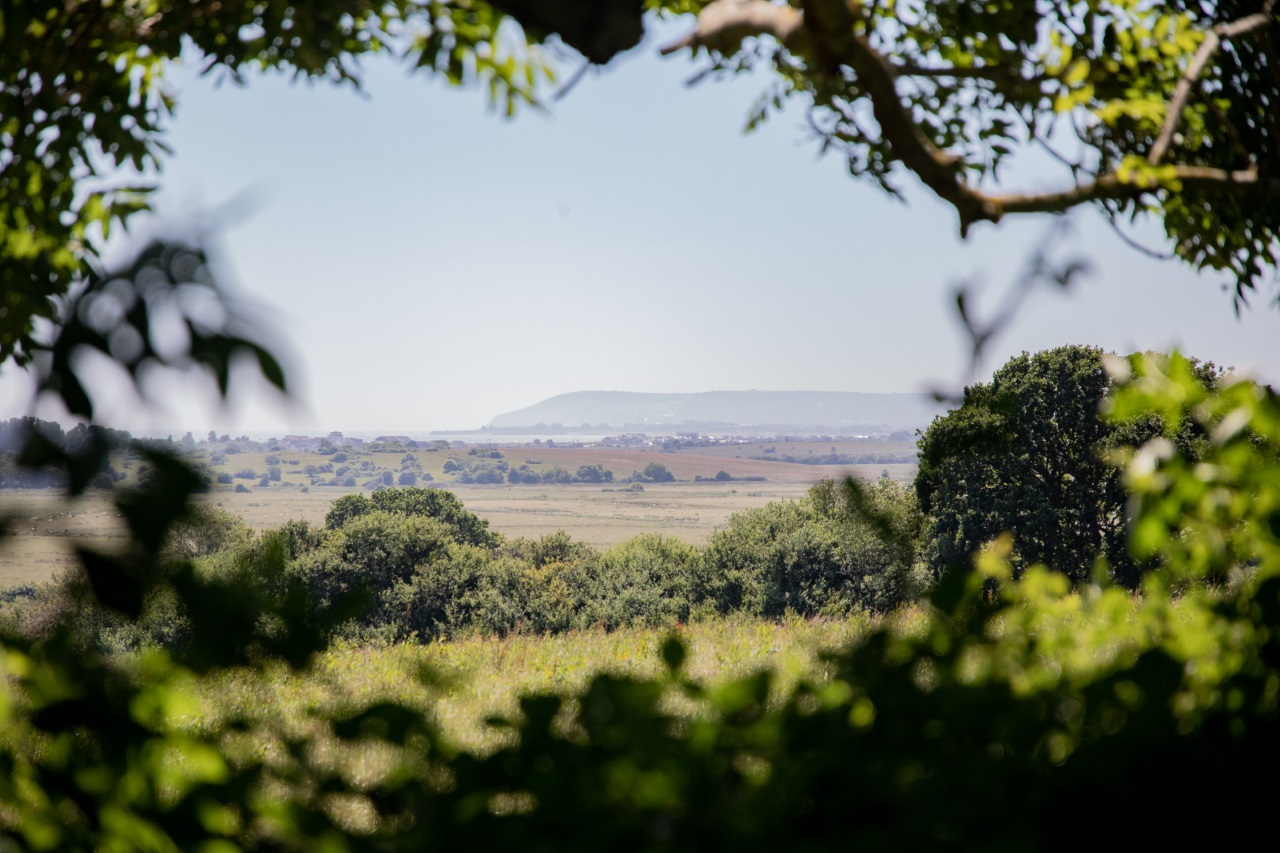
0 441 917 587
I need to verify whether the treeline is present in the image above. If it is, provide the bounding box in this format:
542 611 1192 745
752 451 917 465
442 458 701 485
0 480 923 650
0 418 138 489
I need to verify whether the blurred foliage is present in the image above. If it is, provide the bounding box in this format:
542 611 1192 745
5 1 1280 845
2 349 1279 846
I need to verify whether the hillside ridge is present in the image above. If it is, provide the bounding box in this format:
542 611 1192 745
486 390 945 433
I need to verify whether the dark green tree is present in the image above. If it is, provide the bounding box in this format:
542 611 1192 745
641 462 675 482
916 345 1219 586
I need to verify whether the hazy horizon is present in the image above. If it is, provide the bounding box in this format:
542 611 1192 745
1 15 1276 437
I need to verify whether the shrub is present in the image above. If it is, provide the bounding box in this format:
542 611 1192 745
324 488 499 549
575 464 613 483
587 534 700 629
642 462 675 482
164 505 253 562
383 545 530 640
700 478 922 617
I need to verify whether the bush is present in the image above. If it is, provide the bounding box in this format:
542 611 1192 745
540 466 572 484
587 535 699 629
642 462 675 482
383 545 530 640
700 478 922 617
234 483 249 493
165 505 253 562
324 488 499 549
575 464 613 483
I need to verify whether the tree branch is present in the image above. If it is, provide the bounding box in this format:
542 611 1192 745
662 0 1280 235
658 0 803 57
1149 8 1276 165
991 167 1277 216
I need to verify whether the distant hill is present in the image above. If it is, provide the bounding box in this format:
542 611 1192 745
485 391 945 434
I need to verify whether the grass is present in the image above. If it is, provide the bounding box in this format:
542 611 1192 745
0 480 825 585
195 614 889 754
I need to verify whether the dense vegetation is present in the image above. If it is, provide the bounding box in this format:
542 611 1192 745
1 349 1278 848
1 477 924 649
916 345 1223 587
5 1 1280 846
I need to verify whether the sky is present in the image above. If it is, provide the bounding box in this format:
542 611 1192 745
3 16 1278 436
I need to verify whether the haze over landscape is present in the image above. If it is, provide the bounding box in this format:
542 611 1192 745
1 19 1276 436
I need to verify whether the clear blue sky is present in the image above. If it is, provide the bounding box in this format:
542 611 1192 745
5 17 1278 435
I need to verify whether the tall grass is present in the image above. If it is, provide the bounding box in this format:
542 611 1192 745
196 613 886 753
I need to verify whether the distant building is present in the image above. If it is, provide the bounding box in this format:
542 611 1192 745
373 435 415 446
280 434 323 452
602 433 650 447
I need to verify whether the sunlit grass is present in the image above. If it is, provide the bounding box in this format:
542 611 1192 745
196 614 884 753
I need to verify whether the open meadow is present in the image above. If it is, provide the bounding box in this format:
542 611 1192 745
196 614 896 754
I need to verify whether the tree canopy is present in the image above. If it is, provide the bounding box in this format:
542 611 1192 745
916 345 1221 586
4 1 1279 372
660 0 1280 305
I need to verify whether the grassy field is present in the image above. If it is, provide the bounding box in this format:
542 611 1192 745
195 614 902 754
0 443 916 587
0 482 816 585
